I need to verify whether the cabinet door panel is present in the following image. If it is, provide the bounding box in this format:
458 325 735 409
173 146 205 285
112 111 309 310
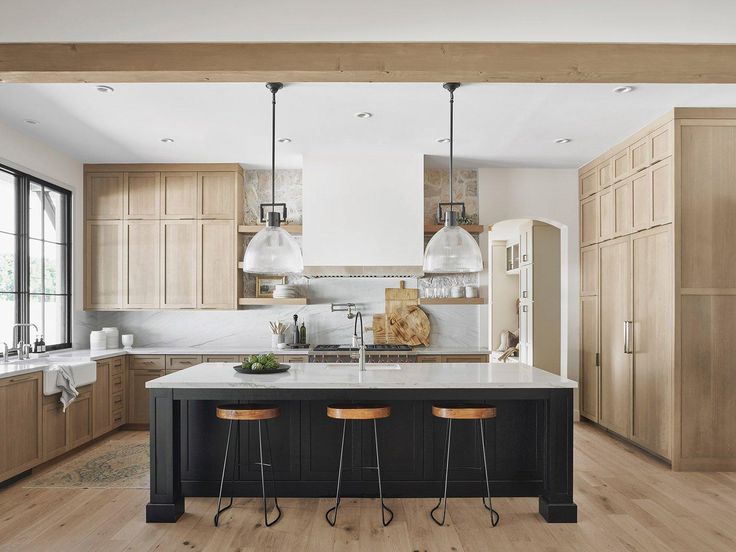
579 169 597 199
519 224 533 265
0 375 42 477
198 172 237 219
612 149 629 182
198 220 236 309
68 389 93 449
519 264 533 301
598 188 614 241
43 400 68 461
613 180 633 237
124 172 160 219
128 369 162 424
519 302 533 365
629 137 651 173
161 172 198 219
93 361 111 438
599 238 631 437
443 354 489 363
598 161 612 190
580 195 598 247
166 355 202 373
300 400 359 481
580 244 599 296
580 296 599 422
631 169 652 232
631 228 673 459
85 221 123 310
651 158 673 226
123 220 160 308
650 123 673 163
85 172 123 220
160 220 197 308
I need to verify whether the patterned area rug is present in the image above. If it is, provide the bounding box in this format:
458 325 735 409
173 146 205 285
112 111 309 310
25 440 149 489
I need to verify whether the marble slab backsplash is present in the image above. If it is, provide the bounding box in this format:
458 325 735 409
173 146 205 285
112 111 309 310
73 279 480 350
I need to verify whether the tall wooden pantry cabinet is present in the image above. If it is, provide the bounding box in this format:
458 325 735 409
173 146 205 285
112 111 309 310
579 108 736 471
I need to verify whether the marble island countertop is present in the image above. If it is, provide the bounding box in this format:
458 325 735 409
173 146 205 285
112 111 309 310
146 362 577 390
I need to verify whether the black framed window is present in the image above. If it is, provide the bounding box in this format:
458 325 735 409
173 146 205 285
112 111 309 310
0 163 72 352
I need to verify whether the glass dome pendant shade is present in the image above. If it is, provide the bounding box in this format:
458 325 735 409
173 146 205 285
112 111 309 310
423 211 482 273
423 82 483 274
242 82 303 275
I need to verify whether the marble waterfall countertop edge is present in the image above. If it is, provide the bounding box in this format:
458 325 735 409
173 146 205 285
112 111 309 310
146 362 578 390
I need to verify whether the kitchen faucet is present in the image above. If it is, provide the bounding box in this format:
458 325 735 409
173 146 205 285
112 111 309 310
351 311 366 372
1 342 8 363
12 323 39 360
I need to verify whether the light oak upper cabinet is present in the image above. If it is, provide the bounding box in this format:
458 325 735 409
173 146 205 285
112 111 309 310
580 244 598 297
650 123 673 163
631 227 673 459
198 172 238 219
598 187 614 242
598 236 632 438
613 179 634 237
123 220 161 309
631 169 653 232
580 195 599 247
160 220 198 309
612 148 630 182
0 373 42 482
124 172 160 219
651 158 673 226
198 220 236 309
579 169 598 199
85 172 123 220
629 137 651 174
161 172 198 219
597 161 612 190
85 220 123 310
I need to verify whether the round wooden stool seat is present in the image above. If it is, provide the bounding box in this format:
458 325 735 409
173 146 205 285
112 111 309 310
216 404 280 421
326 404 391 420
431 404 496 420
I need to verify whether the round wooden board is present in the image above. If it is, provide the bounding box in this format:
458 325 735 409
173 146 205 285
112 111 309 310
388 305 430 346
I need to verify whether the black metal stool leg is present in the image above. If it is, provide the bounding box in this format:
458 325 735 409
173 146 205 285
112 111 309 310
430 419 452 526
373 419 394 526
214 419 235 527
325 419 347 526
258 420 282 527
479 419 500 527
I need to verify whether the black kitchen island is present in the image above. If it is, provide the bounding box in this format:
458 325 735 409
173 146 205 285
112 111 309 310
145 362 577 524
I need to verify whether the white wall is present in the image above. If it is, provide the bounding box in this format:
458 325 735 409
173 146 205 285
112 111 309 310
302 153 424 270
478 168 579 393
0 121 84 323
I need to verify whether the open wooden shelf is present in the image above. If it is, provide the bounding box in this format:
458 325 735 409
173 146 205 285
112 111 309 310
419 297 485 305
239 297 308 306
423 224 486 235
238 224 303 234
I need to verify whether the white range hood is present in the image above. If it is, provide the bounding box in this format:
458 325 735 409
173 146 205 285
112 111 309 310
302 153 424 277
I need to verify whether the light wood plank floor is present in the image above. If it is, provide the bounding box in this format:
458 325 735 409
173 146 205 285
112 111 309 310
1 422 735 552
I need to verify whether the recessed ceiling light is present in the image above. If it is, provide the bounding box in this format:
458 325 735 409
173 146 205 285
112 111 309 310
355 112 373 119
96 85 115 93
160 138 175 143
23 119 39 125
436 138 451 143
554 138 572 144
613 86 635 94
277 137 292 143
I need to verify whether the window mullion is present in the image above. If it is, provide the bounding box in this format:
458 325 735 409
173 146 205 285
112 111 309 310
17 175 30 346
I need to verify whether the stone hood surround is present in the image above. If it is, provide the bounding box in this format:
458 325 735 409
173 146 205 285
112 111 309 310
147 362 577 389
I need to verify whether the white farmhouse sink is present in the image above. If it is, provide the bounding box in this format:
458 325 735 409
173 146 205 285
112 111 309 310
325 364 402 371
43 361 97 396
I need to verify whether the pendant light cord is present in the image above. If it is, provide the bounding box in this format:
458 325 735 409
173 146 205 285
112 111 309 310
448 86 454 211
271 85 277 212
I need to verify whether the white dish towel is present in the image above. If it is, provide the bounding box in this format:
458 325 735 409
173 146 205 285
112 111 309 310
54 365 80 412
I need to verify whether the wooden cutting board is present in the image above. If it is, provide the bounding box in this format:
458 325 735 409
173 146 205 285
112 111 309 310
371 314 399 344
385 280 419 315
388 305 430 346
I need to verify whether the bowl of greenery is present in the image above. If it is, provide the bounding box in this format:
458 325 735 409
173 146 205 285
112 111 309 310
234 353 290 374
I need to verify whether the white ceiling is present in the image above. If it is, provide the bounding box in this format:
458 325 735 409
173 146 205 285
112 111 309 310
2 0 736 42
2 82 736 168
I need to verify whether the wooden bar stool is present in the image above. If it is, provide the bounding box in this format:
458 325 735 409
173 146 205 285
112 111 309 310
325 404 394 527
430 404 500 527
214 404 282 527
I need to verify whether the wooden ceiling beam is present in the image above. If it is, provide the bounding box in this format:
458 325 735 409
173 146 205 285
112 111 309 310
1 42 736 84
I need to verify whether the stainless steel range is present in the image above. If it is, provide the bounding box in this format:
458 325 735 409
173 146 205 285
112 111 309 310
310 344 417 363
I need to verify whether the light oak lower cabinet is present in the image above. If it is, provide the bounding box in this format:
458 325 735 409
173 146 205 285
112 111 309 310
42 385 94 462
0 373 42 481
166 355 202 373
580 296 599 422
93 360 112 438
416 354 489 363
67 388 93 450
598 236 632 438
128 356 166 425
416 355 443 363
